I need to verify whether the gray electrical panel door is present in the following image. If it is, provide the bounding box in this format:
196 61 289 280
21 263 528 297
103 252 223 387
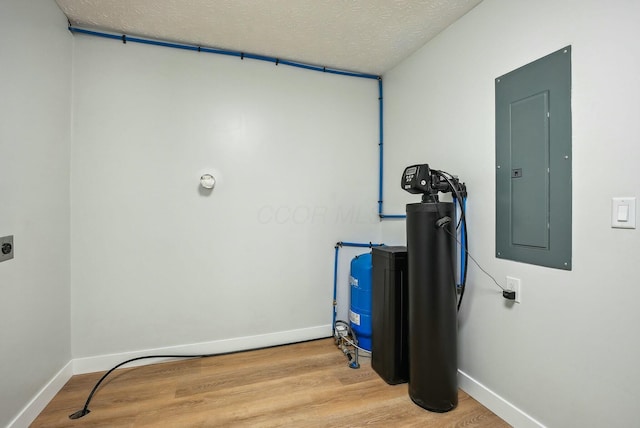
495 46 572 270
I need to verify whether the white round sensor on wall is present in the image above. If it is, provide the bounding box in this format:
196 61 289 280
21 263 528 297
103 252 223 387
200 174 216 189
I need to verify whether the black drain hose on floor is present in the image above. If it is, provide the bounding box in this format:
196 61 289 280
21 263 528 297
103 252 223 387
69 351 232 419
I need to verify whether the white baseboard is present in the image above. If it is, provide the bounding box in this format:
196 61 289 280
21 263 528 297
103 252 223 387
458 370 545 428
22 328 541 428
73 324 332 374
7 360 73 428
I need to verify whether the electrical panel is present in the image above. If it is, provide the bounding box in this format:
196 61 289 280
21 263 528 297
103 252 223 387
495 46 572 270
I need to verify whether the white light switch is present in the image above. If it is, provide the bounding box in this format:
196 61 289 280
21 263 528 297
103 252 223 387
612 197 636 229
617 205 629 222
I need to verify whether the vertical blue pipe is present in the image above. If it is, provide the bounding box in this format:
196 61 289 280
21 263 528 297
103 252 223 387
460 198 467 285
453 196 467 288
377 78 406 220
332 245 340 330
378 78 384 218
453 196 458 285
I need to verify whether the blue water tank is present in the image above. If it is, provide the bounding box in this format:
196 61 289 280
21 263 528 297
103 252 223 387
349 252 373 351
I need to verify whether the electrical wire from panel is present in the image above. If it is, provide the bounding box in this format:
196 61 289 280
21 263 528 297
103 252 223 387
433 169 506 300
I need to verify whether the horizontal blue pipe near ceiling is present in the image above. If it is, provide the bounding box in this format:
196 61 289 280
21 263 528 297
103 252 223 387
67 26 405 219
68 27 379 80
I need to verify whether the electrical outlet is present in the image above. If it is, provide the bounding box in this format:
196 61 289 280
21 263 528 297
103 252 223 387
506 276 521 303
0 235 14 263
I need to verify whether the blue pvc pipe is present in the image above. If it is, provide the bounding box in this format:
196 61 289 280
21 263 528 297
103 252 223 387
69 27 123 41
339 241 384 248
460 197 467 285
377 78 406 220
68 27 379 80
378 78 384 217
453 195 459 285
453 196 468 288
126 36 201 53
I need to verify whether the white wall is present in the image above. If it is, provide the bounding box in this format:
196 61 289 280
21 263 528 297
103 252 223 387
0 1 72 426
382 0 640 426
70 35 380 357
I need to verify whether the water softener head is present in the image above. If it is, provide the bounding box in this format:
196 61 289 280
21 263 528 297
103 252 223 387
401 164 432 194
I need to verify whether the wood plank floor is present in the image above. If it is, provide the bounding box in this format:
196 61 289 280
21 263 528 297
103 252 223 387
32 339 509 427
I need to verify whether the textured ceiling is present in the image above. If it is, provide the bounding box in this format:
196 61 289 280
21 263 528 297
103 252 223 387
55 0 482 75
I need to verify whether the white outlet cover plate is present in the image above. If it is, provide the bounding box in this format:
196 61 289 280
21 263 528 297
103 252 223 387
506 276 521 304
612 197 636 229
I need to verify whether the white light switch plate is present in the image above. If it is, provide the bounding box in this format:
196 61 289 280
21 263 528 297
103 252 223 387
612 197 636 229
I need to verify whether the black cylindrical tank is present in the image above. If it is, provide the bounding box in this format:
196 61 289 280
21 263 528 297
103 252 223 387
406 201 458 412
